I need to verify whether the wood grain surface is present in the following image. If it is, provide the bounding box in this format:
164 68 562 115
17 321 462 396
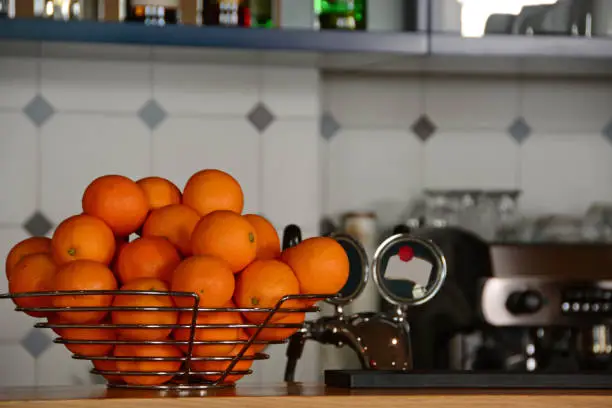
1 384 612 408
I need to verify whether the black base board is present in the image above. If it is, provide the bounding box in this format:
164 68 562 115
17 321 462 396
324 370 612 389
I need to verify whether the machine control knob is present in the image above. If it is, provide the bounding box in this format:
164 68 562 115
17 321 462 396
505 290 544 315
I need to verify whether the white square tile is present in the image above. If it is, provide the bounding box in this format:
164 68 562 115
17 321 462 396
522 78 612 133
520 132 612 216
0 344 36 387
0 57 38 109
41 114 151 224
424 76 519 130
36 344 94 386
324 74 421 129
0 112 37 224
328 129 422 228
152 117 260 214
40 58 151 112
262 119 319 232
261 67 319 118
423 131 519 190
153 62 259 116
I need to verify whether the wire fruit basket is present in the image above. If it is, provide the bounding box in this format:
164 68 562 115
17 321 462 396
1 290 331 390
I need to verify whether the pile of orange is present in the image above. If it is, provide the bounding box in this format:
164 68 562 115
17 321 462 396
4 169 349 386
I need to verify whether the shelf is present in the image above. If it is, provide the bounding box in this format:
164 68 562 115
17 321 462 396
1 19 612 75
431 34 612 59
0 18 427 55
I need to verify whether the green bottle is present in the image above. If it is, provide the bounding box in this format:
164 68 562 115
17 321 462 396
314 0 366 30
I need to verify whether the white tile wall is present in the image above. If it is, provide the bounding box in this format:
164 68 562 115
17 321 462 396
2 48 612 389
0 113 38 224
152 117 261 215
41 59 151 113
423 131 519 190
40 114 151 224
0 58 38 110
322 72 612 228
153 63 259 116
327 129 422 227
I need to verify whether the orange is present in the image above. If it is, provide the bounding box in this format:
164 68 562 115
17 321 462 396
8 253 57 318
170 256 234 308
192 335 256 384
52 260 118 323
92 356 123 384
46 314 64 336
112 278 178 341
5 237 52 280
115 237 181 284
136 176 181 211
235 328 265 354
82 175 149 236
172 311 241 356
244 214 280 260
182 169 244 217
246 311 305 343
141 204 200 256
56 319 116 357
281 237 349 303
234 260 300 324
51 214 116 266
191 211 257 273
110 236 129 275
114 344 183 386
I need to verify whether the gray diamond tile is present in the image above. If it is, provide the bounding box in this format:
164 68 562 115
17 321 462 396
603 119 612 145
247 102 275 133
320 113 341 141
90 374 107 385
508 117 531 144
23 211 54 237
23 95 55 127
411 115 436 142
138 99 167 130
21 329 53 358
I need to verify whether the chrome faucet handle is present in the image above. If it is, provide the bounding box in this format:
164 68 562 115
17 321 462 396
372 233 447 311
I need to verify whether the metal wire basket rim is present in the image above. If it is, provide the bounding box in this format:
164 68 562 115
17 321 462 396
56 338 281 345
39 322 306 329
17 305 317 313
2 290 334 302
107 383 235 390
94 369 253 376
78 354 268 362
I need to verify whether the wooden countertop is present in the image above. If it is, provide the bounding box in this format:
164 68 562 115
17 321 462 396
1 384 612 408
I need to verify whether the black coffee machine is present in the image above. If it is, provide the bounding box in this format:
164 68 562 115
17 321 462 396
283 225 612 388
394 225 612 373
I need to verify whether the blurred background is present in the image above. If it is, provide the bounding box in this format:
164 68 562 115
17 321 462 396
1 0 612 389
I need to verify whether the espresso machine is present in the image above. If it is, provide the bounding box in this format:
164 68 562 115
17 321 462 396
475 243 612 373
283 225 612 389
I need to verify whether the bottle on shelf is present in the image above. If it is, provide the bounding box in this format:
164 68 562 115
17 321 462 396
249 0 275 28
202 0 248 27
126 0 179 25
37 0 96 20
0 0 8 17
314 0 366 30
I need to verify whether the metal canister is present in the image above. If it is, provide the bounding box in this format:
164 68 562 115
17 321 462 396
0 0 8 17
341 212 379 314
342 212 377 257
